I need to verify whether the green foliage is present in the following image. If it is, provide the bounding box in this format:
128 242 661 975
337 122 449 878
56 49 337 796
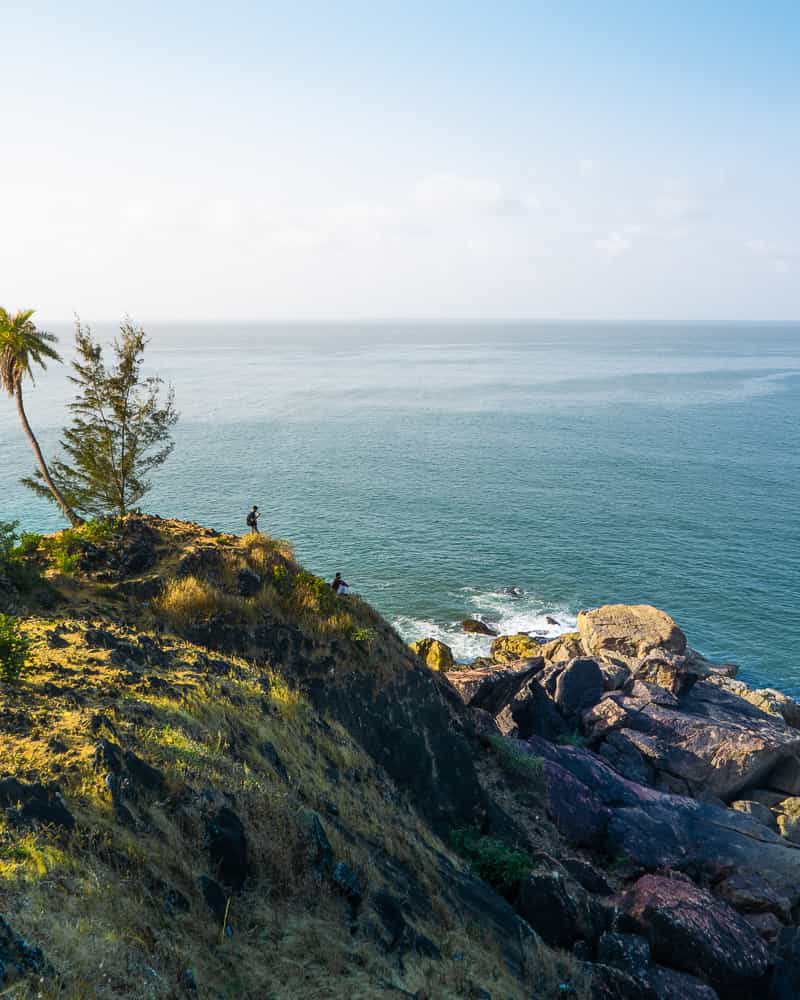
488 735 544 781
0 614 31 683
41 518 118 574
14 532 42 557
559 729 590 748
449 828 533 891
0 521 18 566
22 318 178 517
351 627 377 644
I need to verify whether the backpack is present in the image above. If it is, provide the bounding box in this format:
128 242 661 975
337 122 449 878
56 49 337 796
246 511 256 527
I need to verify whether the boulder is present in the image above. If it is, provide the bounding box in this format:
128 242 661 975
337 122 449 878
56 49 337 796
588 679 800 800
553 658 605 717
599 662 631 691
514 869 596 948
731 799 778 830
646 966 719 1000
0 777 74 830
744 912 783 944
596 931 650 978
536 631 585 665
445 665 520 705
236 568 262 597
767 756 800 796
714 870 792 921
620 875 769 990
587 963 657 1000
524 737 800 908
490 633 542 663
632 649 692 696
770 926 800 1000
409 637 454 671
708 676 800 729
461 618 497 636
207 807 249 890
776 797 800 844
577 605 686 668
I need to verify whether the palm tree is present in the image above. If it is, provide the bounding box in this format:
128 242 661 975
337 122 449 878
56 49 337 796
0 308 82 527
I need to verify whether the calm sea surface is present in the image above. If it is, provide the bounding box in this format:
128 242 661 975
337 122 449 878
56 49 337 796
1 322 799 692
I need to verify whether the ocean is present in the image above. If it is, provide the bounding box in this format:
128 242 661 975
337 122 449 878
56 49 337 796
1 321 799 693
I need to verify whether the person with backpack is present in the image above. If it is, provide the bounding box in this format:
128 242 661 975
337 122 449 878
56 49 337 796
246 505 260 534
331 572 349 595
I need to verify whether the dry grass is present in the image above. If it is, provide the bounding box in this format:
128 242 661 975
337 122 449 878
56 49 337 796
153 575 225 626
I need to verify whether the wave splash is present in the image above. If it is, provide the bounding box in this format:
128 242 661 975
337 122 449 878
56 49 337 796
393 587 578 664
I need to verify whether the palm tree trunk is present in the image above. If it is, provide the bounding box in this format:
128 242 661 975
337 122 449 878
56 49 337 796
15 383 83 528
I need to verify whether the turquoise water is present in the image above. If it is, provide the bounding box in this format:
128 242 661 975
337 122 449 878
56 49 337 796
2 322 799 693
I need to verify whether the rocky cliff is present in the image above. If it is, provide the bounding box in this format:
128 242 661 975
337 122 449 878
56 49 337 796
1 519 799 999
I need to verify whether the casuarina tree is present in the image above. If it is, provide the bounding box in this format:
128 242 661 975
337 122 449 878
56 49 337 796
0 308 83 527
23 318 179 518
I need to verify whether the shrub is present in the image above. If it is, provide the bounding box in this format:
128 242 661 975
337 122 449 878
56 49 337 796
41 518 118 574
488 735 544 781
449 828 533 891
0 521 19 566
0 614 31 683
14 532 42 557
155 576 223 625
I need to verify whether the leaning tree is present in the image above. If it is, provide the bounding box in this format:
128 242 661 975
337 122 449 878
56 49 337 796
0 308 83 527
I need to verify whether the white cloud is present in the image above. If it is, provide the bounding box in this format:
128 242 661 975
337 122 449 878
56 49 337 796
654 194 709 223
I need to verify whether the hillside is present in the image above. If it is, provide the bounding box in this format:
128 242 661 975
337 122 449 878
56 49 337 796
0 517 584 999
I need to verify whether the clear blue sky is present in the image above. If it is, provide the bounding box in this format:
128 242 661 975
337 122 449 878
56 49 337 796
2 1 798 320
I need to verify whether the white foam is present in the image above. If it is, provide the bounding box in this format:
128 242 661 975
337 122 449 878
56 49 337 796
393 587 578 664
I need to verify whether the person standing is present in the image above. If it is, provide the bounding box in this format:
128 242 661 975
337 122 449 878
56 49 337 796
246 505 260 534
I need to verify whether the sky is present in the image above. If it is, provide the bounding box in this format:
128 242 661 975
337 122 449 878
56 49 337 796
2 1 798 322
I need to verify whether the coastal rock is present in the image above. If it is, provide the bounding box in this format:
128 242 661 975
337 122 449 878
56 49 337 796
461 618 497 636
707 675 800 729
646 966 719 1000
489 632 542 663
775 797 800 844
770 927 800 1000
714 870 792 921
743 912 783 944
631 649 692 696
596 931 650 978
514 869 596 948
553 657 605 717
446 665 513 705
767 755 800 796
587 963 657 1000
620 874 769 990
409 637 454 671
731 799 778 830
587 678 800 800
577 605 686 668
524 736 800 905
535 631 584 665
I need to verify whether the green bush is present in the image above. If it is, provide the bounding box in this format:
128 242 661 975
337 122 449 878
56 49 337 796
0 614 31 683
42 518 118 573
488 735 544 781
14 532 42 557
449 828 533 891
0 521 19 567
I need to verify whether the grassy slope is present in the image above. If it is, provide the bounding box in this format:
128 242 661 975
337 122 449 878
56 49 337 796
0 518 588 1000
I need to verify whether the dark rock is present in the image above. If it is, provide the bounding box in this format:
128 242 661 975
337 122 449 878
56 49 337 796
554 658 605 717
514 869 595 948
370 888 441 960
562 859 613 896
767 755 800 796
299 810 333 875
770 926 800 1000
83 627 119 650
462 619 497 636
743 911 783 943
0 915 49 980
332 862 362 917
646 965 719 1000
545 616 559 626
44 629 68 649
207 807 249 891
123 751 164 792
588 963 657 1000
598 731 654 786
597 932 651 977
198 875 227 921
0 777 74 830
237 568 262 597
715 870 792 921
730 799 778 830
620 874 769 991
260 741 289 781
540 759 610 847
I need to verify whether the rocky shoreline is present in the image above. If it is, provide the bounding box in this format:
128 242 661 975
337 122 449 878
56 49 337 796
416 604 800 998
